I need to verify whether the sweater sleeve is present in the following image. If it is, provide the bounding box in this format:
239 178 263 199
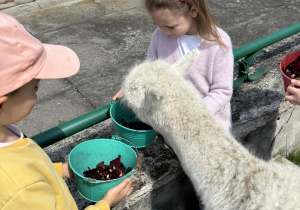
202 38 234 114
146 28 160 61
2 182 58 210
85 200 110 210
1 182 110 210
53 162 63 177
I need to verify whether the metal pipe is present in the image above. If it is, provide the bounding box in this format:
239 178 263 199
233 22 300 61
33 104 110 148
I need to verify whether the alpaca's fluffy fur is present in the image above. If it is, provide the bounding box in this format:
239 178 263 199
122 50 300 210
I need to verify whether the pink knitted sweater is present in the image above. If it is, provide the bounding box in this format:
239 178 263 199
146 28 234 132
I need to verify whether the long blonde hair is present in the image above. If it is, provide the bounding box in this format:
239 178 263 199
144 0 226 47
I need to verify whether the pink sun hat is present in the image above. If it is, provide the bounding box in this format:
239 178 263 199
0 12 80 96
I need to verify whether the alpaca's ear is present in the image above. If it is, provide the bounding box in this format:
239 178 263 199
143 85 165 111
146 85 165 102
171 49 200 75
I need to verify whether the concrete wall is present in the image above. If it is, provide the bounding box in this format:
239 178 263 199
231 32 300 161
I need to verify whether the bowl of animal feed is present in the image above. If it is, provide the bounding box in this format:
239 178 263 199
109 100 157 148
279 50 300 92
68 139 137 202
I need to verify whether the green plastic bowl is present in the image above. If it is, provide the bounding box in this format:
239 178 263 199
68 139 137 202
110 100 157 148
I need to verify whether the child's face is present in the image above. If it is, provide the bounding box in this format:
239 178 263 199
150 8 197 38
0 79 40 125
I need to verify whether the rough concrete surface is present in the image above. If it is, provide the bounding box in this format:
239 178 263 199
1 0 300 209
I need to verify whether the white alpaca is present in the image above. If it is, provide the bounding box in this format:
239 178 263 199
121 50 300 210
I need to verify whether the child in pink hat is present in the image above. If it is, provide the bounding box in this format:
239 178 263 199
0 12 131 210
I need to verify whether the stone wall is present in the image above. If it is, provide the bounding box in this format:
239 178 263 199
231 32 300 161
44 122 201 210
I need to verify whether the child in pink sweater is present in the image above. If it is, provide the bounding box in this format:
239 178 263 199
113 0 234 208
114 0 234 133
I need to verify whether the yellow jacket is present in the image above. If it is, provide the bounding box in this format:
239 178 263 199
0 138 109 210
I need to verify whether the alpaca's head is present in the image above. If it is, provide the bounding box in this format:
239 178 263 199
122 49 200 124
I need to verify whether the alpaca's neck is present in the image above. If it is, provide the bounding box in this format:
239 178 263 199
153 95 262 191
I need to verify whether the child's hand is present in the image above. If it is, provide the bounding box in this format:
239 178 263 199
285 79 300 105
62 161 74 179
113 90 123 101
102 178 132 207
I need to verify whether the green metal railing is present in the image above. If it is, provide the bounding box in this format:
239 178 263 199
33 104 110 148
233 22 300 90
33 22 300 148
